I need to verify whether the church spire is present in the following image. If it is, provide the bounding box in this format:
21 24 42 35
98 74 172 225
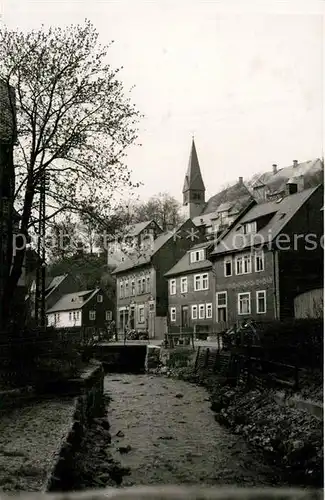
182 138 205 193
182 138 206 218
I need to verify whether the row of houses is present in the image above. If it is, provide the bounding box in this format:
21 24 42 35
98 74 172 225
112 140 324 338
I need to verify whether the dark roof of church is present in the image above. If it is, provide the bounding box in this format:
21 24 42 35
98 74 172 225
182 139 205 193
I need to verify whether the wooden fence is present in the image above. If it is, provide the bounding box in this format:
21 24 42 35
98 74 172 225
194 346 300 390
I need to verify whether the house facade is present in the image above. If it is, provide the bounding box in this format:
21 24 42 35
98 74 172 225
47 288 114 331
165 242 216 333
210 184 323 330
112 219 205 339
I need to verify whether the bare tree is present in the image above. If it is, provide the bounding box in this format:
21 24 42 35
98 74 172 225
0 21 141 326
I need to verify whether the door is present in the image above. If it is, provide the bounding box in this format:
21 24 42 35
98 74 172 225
181 306 189 328
217 308 227 322
130 307 135 329
148 301 155 338
216 291 228 330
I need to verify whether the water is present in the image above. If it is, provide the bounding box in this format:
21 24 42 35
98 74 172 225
104 373 286 487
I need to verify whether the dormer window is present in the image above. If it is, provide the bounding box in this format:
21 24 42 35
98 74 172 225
190 249 205 263
243 221 257 235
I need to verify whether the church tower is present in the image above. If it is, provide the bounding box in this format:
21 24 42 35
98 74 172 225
182 138 206 219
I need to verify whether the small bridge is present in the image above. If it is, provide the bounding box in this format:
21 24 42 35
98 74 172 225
93 343 149 373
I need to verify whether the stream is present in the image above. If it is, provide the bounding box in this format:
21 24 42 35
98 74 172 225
104 373 287 487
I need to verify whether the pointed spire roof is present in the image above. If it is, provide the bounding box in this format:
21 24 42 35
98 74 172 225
182 138 205 193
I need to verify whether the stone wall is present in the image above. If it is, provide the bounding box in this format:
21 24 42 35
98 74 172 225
0 486 321 499
44 362 105 492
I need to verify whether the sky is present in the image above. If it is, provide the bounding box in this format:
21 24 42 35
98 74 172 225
1 0 324 204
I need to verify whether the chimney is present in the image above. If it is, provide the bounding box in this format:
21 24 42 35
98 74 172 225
272 164 277 174
238 176 243 184
293 160 298 168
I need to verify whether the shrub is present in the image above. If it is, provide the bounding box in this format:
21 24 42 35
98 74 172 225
3 326 84 389
257 319 323 368
166 348 193 369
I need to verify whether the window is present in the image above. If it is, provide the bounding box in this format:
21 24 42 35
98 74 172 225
170 307 176 322
194 273 209 291
216 292 227 307
206 303 212 319
138 305 145 323
199 304 205 319
73 311 76 320
146 275 151 293
202 274 209 290
69 312 72 321
141 277 146 294
137 279 141 294
216 292 227 323
106 310 112 321
243 221 257 234
255 251 264 272
89 310 96 321
243 255 252 273
194 275 201 291
119 281 124 298
125 281 129 297
97 294 103 303
191 305 198 320
224 258 232 277
190 249 205 263
131 280 135 296
238 292 251 315
169 279 176 295
235 254 252 275
54 313 60 323
180 277 188 293
256 290 266 314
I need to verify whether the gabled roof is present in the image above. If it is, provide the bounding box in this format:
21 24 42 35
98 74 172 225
211 185 321 256
44 274 68 299
123 220 159 238
112 219 197 275
111 230 173 275
165 242 212 277
47 289 100 313
251 159 323 197
182 139 205 193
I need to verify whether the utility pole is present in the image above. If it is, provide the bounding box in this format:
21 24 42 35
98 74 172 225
0 81 16 332
34 170 48 327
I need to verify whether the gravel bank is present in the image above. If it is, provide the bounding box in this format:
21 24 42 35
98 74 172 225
0 397 76 492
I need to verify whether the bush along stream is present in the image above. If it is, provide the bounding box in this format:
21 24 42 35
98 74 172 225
153 348 323 488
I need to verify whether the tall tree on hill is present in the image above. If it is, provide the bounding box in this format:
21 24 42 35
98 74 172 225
135 192 185 231
0 21 141 327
